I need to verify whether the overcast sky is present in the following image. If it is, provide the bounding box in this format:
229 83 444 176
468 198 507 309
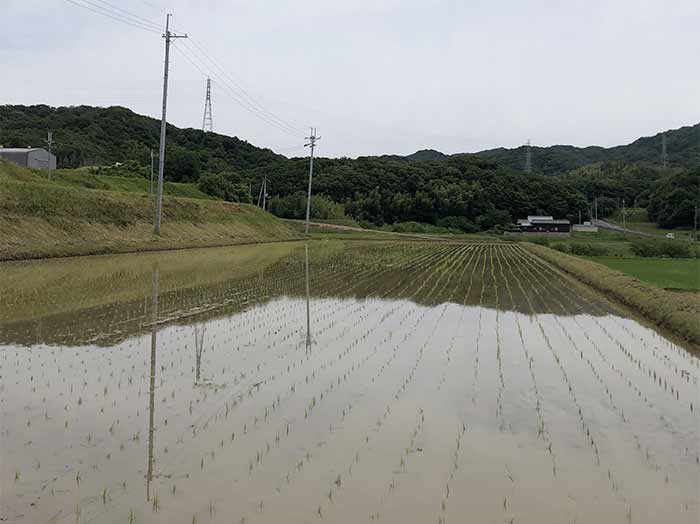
2 0 699 158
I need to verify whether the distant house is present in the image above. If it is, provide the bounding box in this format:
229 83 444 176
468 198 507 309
514 215 571 235
0 148 56 170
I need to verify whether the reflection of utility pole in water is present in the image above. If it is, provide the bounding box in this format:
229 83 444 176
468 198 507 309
305 243 312 351
194 324 206 383
147 266 159 502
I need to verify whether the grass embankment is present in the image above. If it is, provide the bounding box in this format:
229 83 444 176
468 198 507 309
0 161 300 260
524 243 700 346
4 162 211 199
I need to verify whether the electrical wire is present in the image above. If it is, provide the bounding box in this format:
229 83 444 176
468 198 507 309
63 0 161 33
87 0 162 30
185 37 307 136
171 42 304 139
63 0 308 140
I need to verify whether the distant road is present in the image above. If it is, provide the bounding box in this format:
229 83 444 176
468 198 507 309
592 218 693 241
282 219 456 242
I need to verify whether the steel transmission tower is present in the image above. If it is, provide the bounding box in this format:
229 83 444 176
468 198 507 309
524 139 532 173
202 77 213 133
661 133 669 169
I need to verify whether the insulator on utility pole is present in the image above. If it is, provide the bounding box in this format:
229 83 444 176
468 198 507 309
304 128 320 234
155 13 187 235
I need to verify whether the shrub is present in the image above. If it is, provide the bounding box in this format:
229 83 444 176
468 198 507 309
630 239 694 258
569 243 609 256
551 242 571 254
528 237 552 246
198 172 249 203
436 216 479 233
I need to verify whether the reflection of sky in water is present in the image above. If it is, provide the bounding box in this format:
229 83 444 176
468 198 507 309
1 241 698 524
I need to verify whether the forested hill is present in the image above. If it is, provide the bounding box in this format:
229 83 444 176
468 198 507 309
1 104 697 230
0 104 281 173
390 123 700 175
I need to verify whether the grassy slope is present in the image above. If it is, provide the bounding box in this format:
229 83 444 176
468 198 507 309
0 160 300 260
21 165 211 199
525 243 700 347
587 257 700 291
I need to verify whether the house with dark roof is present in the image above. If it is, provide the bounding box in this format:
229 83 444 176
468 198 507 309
515 215 571 235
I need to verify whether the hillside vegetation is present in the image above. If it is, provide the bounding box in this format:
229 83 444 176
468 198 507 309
0 159 299 260
2 105 698 233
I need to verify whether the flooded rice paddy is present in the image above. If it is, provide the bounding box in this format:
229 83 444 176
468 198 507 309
1 241 698 524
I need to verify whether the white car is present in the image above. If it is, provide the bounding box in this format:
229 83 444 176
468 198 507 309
665 233 675 239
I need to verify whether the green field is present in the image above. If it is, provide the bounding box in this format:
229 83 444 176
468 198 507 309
587 256 700 291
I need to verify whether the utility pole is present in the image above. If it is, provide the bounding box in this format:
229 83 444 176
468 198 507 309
304 128 320 234
578 209 582 225
622 198 626 231
661 133 668 169
46 131 54 180
155 14 187 235
594 196 598 220
149 149 154 197
524 139 532 174
262 176 268 211
305 242 311 351
202 77 213 133
257 174 265 207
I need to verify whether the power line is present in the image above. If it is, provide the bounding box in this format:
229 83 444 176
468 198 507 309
66 0 307 142
88 0 162 29
185 38 306 136
171 43 303 138
63 0 161 33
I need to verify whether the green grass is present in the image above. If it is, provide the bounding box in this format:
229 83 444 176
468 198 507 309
51 170 210 199
0 160 210 199
523 231 633 256
0 159 300 260
587 256 700 291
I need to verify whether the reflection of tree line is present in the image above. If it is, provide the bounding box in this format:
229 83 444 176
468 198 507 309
0 245 607 347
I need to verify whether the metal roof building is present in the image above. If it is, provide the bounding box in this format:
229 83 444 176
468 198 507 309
0 148 56 170
515 215 571 234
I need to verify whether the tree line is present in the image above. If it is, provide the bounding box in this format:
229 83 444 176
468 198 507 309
2 105 697 231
